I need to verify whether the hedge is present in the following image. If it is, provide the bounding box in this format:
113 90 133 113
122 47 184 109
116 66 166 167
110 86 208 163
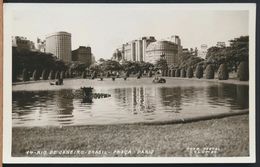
237 61 249 81
195 65 203 79
175 69 181 77
32 70 40 81
217 64 229 80
41 69 48 80
55 71 60 79
181 68 186 78
187 67 193 78
205 64 215 79
48 70 55 80
22 69 30 81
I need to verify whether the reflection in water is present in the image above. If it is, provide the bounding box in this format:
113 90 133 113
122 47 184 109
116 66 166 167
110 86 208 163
81 97 93 104
56 90 74 124
12 83 249 127
206 84 249 110
236 85 249 110
159 87 182 113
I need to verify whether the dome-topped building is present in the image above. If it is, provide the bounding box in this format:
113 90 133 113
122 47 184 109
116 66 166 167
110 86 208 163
145 41 179 66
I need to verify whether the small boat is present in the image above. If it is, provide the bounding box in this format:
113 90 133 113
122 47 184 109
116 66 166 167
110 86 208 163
152 77 166 83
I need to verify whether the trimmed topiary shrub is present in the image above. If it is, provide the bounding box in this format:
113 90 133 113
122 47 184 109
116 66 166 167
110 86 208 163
237 61 249 81
175 69 180 77
32 70 39 81
82 71 86 78
165 70 170 77
217 63 229 80
162 70 165 77
48 70 55 80
195 64 203 79
148 70 153 77
69 69 73 78
60 71 65 79
187 67 193 78
205 64 215 79
181 68 186 78
13 72 18 82
55 71 60 79
65 71 70 78
168 70 171 77
171 69 176 77
41 69 48 80
22 69 30 81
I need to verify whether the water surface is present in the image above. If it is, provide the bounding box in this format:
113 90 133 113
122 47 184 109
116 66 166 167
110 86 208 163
12 81 248 127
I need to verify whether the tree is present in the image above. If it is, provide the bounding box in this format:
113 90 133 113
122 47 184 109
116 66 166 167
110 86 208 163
218 63 229 80
68 69 73 78
81 71 87 78
55 71 60 79
41 69 48 80
228 36 249 72
237 61 249 81
22 69 29 81
138 61 154 72
12 47 68 82
32 70 40 81
121 61 140 74
48 70 55 80
178 50 204 69
187 67 193 78
171 69 176 77
60 71 65 79
175 69 181 77
89 64 101 73
82 71 87 78
100 60 122 72
69 62 89 73
181 68 186 78
205 64 215 79
155 58 168 70
206 36 249 73
195 64 203 79
148 70 153 77
206 46 227 71
65 71 70 78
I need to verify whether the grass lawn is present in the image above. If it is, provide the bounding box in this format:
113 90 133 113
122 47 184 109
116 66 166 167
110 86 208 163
12 114 249 157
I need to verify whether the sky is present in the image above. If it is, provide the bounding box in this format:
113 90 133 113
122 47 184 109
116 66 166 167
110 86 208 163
6 4 249 60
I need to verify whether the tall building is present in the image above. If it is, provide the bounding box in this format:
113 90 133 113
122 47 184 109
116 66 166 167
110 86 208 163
117 36 156 62
216 42 226 48
145 41 179 66
91 54 96 64
12 36 35 51
168 35 181 46
72 46 92 67
198 44 208 59
112 49 123 62
168 35 183 59
45 31 72 62
36 38 46 52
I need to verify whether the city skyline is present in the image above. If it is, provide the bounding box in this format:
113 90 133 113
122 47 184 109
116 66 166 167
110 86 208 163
7 4 249 60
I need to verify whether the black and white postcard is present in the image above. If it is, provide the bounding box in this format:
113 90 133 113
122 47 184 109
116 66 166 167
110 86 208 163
2 3 256 163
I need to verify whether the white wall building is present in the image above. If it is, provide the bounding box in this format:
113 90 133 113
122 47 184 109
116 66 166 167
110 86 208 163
198 44 208 59
45 31 72 62
145 41 179 66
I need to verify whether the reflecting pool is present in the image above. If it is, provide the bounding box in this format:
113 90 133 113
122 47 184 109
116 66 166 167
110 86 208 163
12 82 248 127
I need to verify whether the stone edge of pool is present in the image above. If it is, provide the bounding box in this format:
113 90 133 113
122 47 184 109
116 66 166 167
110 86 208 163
12 77 249 86
13 109 249 128
134 109 249 126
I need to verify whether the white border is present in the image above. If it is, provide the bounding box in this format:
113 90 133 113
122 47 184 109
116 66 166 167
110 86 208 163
3 3 256 164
